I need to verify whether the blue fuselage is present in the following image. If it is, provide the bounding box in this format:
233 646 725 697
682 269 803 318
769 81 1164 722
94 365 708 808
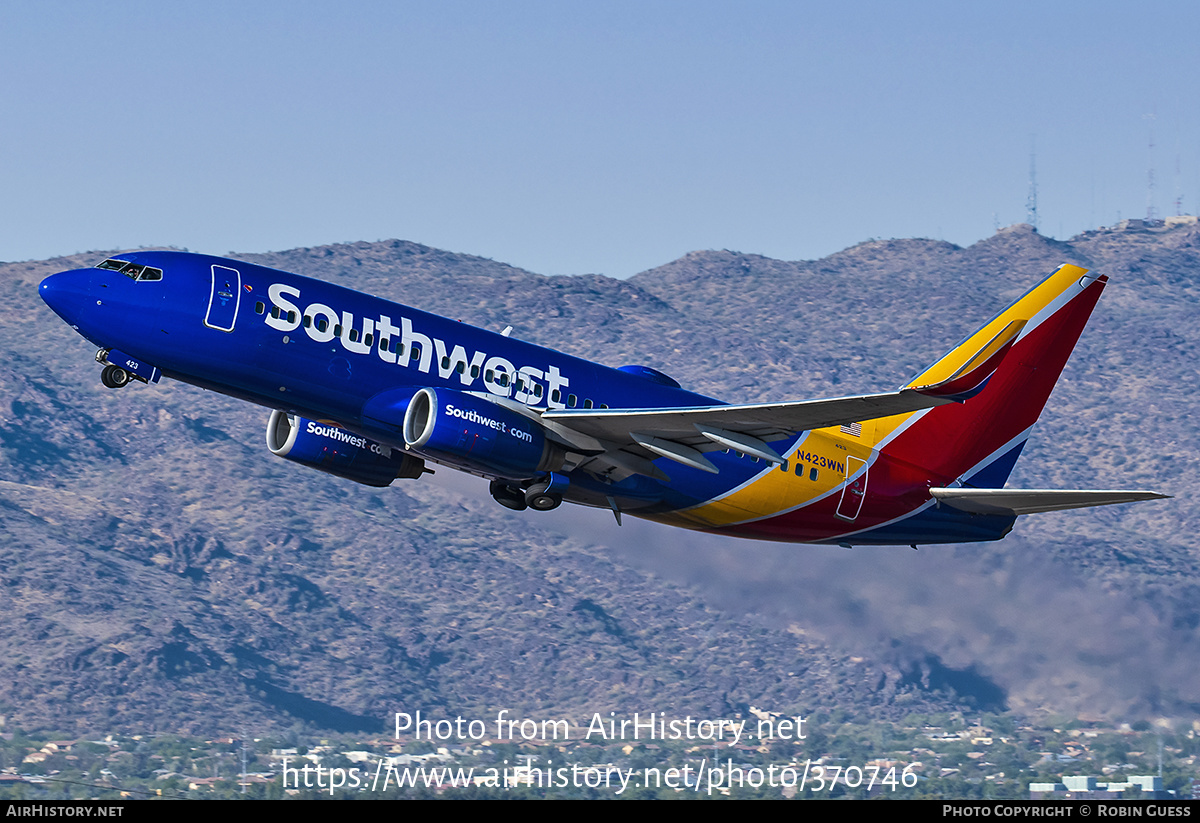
39 250 779 515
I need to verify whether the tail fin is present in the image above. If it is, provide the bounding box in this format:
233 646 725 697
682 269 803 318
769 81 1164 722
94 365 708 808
871 264 1106 488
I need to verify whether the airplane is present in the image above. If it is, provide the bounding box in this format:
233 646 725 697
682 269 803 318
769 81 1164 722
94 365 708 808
37 251 1166 546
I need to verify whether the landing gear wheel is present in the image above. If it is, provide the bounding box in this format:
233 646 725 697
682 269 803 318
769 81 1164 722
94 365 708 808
490 480 527 511
100 365 131 389
525 482 562 511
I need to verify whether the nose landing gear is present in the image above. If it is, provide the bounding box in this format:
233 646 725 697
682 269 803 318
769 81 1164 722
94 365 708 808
94 348 161 388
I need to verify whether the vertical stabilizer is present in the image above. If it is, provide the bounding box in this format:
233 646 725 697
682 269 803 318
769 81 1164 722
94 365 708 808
872 264 1105 488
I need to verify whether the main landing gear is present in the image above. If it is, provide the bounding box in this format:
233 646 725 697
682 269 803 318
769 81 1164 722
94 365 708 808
490 480 527 511
524 480 562 511
489 480 563 512
100 364 131 389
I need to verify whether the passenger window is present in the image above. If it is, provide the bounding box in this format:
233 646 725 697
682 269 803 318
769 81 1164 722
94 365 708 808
410 346 421 361
583 399 593 409
485 369 494 382
271 307 282 319
456 362 466 374
810 468 818 481
255 302 265 315
364 333 373 347
470 365 480 378
441 356 451 369
334 325 342 336
288 311 297 324
535 385 544 398
316 318 328 332
379 337 389 351
568 394 577 407
551 390 561 403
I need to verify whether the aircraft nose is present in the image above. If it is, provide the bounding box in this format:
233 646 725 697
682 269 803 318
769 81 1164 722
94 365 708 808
39 269 94 326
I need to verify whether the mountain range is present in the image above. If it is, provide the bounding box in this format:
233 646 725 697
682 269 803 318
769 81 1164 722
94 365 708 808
0 221 1194 736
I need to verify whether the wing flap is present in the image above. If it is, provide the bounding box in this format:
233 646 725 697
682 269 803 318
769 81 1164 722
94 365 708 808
930 488 1170 515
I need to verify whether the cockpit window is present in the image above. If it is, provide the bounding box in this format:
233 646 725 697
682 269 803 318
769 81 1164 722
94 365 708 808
94 258 162 281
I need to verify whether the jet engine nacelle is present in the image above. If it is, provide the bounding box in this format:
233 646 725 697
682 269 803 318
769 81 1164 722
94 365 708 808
266 410 425 487
402 387 562 478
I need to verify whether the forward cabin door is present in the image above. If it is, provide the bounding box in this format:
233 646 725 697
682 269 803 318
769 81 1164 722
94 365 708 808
205 265 241 332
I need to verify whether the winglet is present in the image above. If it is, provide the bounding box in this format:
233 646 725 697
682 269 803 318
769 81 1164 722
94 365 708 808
911 319 1026 401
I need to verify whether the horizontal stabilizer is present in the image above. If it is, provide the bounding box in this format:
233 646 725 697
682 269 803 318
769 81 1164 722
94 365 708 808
930 488 1170 516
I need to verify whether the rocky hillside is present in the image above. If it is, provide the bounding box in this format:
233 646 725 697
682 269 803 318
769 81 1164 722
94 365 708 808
0 221 1194 735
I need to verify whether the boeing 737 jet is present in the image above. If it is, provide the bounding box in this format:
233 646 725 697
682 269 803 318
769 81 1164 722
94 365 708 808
38 252 1165 546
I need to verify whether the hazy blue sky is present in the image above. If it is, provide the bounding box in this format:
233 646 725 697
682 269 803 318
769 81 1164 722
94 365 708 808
4 1 1197 276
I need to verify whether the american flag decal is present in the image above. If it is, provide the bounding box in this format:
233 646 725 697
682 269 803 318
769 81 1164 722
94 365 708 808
840 422 862 437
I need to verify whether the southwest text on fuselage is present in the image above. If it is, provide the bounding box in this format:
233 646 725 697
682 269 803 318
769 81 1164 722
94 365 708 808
265 283 571 406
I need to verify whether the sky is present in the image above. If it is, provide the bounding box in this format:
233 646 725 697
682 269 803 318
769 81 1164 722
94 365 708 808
4 1 1199 277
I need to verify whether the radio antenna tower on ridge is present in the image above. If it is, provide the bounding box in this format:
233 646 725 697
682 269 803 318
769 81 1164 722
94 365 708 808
1026 137 1039 232
1174 130 1184 217
1145 113 1158 220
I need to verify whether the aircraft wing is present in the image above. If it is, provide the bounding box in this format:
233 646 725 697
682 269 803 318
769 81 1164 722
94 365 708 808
929 488 1170 515
538 388 952 478
544 387 950 449
536 318 1025 478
